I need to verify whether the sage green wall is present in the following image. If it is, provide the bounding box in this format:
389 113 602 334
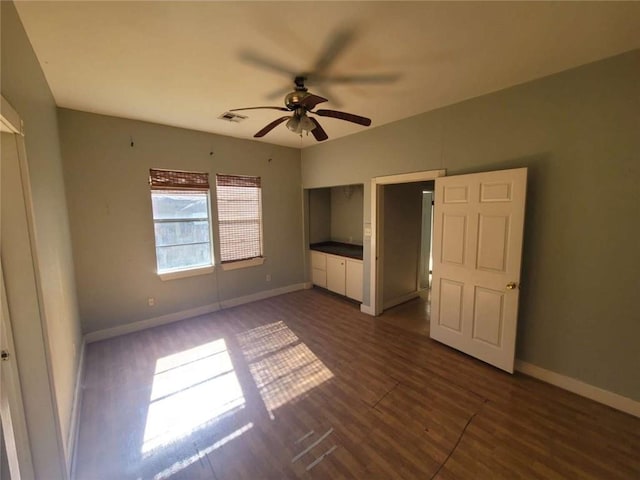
382 182 424 305
330 184 364 245
308 185 364 245
308 188 331 244
302 50 640 401
2 0 82 474
58 109 304 335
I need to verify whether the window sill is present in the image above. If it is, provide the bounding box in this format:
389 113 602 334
158 265 214 281
220 257 265 271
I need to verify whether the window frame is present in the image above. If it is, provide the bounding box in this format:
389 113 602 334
149 169 215 280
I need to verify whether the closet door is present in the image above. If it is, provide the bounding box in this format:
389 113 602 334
430 168 527 373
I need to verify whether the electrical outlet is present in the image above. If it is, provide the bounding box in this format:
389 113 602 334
266 274 271 282
148 297 155 307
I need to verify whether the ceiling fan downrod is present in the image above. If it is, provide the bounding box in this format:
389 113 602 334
294 76 308 91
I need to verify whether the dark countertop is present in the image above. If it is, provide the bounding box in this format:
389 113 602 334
310 241 363 260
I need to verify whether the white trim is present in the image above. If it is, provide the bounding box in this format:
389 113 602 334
219 283 306 308
1 96 23 135
84 282 308 343
159 265 214 281
220 257 265 271
67 339 85 476
515 360 640 418
303 281 313 289
383 291 420 310
374 170 446 185
359 304 375 315
370 169 446 316
85 302 222 343
0 261 36 480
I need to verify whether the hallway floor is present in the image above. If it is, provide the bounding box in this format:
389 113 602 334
379 289 430 336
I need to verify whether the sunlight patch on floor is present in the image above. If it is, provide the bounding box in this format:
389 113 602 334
236 321 333 414
142 339 245 454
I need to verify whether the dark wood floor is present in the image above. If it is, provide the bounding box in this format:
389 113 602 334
74 288 639 479
379 289 430 336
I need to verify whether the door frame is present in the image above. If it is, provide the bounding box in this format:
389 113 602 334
369 169 445 316
1 95 36 479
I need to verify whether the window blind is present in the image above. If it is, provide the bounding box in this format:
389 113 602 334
150 168 209 191
216 174 263 263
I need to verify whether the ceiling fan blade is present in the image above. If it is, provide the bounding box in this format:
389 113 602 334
254 116 290 138
309 118 328 142
315 109 372 126
313 73 401 85
313 26 357 73
239 49 297 77
230 106 289 112
266 85 295 101
300 94 328 110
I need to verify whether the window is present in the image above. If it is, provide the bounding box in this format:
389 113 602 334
150 169 213 275
215 174 263 266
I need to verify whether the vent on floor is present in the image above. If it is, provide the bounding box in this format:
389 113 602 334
218 111 248 123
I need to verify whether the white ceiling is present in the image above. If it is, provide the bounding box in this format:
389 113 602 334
15 1 640 149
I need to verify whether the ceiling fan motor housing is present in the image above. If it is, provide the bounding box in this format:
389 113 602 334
285 90 310 110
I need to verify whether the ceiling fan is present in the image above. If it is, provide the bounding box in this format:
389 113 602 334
230 76 371 142
231 26 398 141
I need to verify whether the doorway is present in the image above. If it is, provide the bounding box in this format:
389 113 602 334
369 169 445 320
377 181 433 335
1 96 38 479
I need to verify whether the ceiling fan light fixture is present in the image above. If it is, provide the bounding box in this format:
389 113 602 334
299 115 316 133
286 116 300 133
286 115 316 134
230 76 369 141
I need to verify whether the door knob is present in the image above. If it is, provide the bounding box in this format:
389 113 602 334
1 350 9 361
506 282 518 290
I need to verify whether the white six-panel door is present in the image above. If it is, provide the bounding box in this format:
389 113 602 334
430 168 527 373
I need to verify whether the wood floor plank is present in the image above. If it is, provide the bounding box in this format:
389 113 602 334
73 288 640 479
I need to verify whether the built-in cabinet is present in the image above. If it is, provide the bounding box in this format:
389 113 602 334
345 259 364 301
311 250 327 287
311 250 363 302
326 255 346 294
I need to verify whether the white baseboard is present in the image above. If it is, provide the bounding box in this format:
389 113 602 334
67 339 85 476
218 283 309 309
84 282 308 343
383 291 420 310
515 360 640 418
84 302 222 343
360 304 375 315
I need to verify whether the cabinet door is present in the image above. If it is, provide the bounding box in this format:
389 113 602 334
346 259 363 302
311 251 326 271
310 251 327 287
312 268 327 288
326 256 346 295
